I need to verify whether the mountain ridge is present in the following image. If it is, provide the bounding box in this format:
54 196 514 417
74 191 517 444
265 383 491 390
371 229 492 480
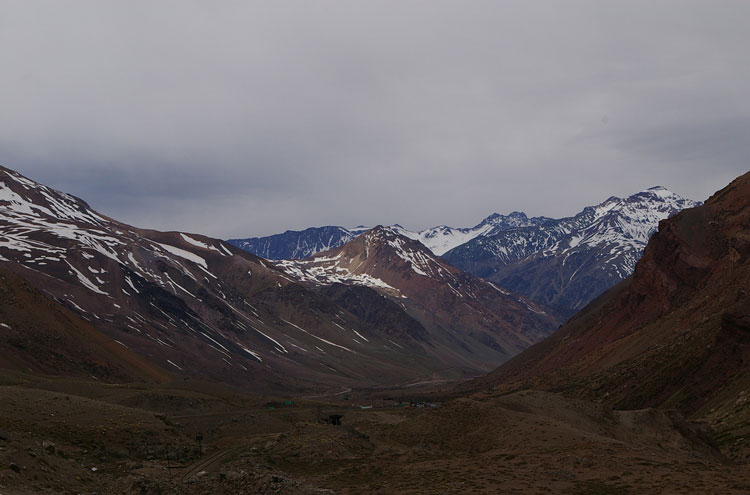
473 171 750 431
275 225 559 371
0 165 556 390
227 210 553 260
0 165 462 391
443 185 701 315
230 186 699 318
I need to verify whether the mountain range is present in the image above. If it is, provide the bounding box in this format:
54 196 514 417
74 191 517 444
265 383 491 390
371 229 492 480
2 163 748 493
230 187 700 317
228 211 550 259
0 165 556 391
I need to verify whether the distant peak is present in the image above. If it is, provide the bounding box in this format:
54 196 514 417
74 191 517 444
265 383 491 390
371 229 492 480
364 225 397 239
482 211 528 222
633 185 683 200
639 185 678 196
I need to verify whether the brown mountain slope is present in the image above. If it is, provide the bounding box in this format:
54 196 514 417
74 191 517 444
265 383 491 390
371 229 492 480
0 165 456 392
476 171 750 425
277 226 559 373
0 267 170 382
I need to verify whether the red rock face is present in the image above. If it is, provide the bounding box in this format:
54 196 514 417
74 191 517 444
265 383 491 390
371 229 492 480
480 172 750 416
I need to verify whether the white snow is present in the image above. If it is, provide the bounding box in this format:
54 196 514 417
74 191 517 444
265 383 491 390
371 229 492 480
276 259 397 291
239 346 263 362
218 243 234 256
180 233 222 253
281 318 354 353
247 324 288 353
124 276 140 294
391 223 495 256
197 264 217 279
65 261 108 295
154 242 208 268
351 328 369 342
164 272 195 297
167 360 183 370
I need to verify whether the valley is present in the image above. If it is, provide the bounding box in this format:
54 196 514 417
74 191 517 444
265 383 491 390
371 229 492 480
0 166 748 494
2 3 748 493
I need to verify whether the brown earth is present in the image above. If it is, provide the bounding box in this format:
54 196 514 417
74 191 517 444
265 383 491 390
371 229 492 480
0 267 170 382
0 371 748 494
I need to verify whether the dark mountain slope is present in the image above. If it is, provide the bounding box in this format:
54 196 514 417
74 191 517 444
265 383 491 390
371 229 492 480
0 165 457 391
477 172 750 425
0 267 170 382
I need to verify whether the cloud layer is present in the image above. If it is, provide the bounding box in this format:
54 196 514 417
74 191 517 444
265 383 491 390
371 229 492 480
1 1 748 237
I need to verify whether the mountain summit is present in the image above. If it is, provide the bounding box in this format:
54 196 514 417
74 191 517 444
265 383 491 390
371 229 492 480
277 226 558 371
444 186 701 315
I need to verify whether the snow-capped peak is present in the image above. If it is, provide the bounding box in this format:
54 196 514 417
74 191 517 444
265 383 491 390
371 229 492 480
390 215 532 256
275 225 462 292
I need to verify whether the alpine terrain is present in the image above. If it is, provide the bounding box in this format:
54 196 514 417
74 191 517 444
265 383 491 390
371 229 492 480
227 226 369 261
276 226 558 371
0 168 746 495
444 186 701 316
228 211 551 259
231 187 699 318
476 171 750 461
0 165 556 392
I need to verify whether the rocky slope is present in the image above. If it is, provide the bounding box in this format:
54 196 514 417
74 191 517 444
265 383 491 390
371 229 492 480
0 266 169 382
475 171 750 454
444 186 700 316
0 165 472 391
276 226 559 371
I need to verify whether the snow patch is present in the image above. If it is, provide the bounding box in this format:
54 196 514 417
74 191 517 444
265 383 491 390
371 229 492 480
154 242 207 268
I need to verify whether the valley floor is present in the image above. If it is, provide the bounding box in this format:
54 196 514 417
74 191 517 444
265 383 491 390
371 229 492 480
0 372 748 494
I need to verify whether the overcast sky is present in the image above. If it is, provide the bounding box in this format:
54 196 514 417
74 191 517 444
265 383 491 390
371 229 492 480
1 1 748 238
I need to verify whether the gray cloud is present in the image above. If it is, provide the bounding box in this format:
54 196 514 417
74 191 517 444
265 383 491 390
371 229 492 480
1 0 748 237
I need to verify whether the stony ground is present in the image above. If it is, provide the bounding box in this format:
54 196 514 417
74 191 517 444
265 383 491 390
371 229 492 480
0 372 748 494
